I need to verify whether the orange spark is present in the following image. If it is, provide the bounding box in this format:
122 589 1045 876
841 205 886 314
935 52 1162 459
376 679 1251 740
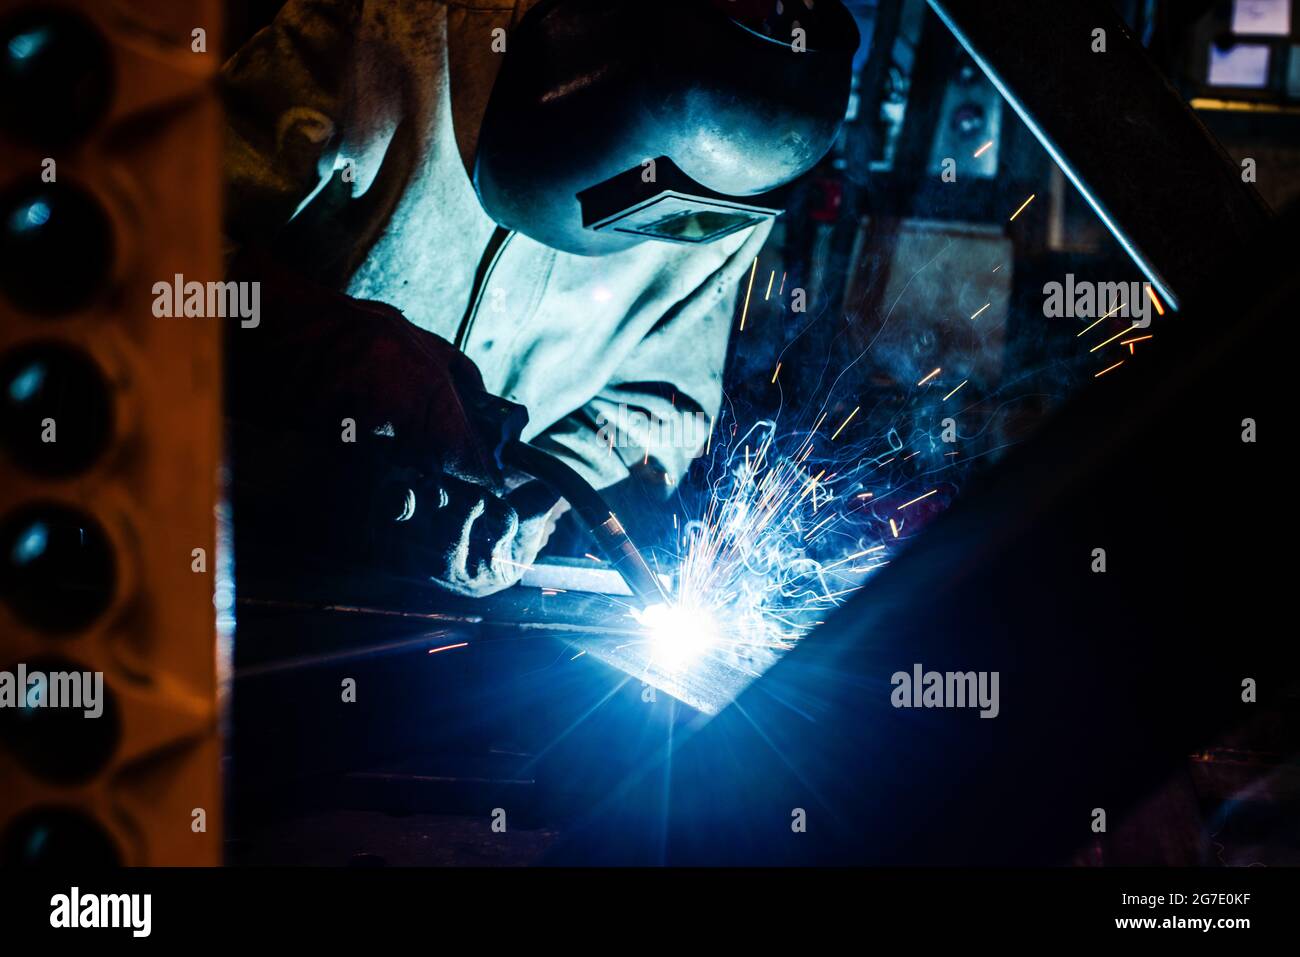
738 256 758 330
1089 322 1141 353
1009 193 1036 221
826 545 886 569
1145 285 1165 316
831 406 859 440
897 488 938 510
1077 300 1127 337
428 642 469 655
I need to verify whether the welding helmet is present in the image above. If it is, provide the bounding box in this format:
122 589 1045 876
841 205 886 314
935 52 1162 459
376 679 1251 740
473 0 860 256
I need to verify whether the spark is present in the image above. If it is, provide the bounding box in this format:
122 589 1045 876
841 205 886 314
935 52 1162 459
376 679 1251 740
1089 322 1141 353
771 362 782 384
796 469 826 504
623 380 974 703
1009 193 1036 221
804 512 836 541
765 270 776 300
831 406 859 440
1145 284 1165 316
427 642 469 655
738 256 758 330
917 367 941 387
943 379 968 401
1076 299 1127 337
1121 334 1153 354
897 488 938 510
973 139 994 158
825 545 886 569
970 302 991 320
1094 360 1124 378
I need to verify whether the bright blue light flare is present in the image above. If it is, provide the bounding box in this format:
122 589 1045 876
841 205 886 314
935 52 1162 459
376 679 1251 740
11 521 48 566
6 28 49 62
8 361 46 402
633 601 720 670
8 198 51 233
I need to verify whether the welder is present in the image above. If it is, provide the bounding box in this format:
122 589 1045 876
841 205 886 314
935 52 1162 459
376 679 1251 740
222 0 858 596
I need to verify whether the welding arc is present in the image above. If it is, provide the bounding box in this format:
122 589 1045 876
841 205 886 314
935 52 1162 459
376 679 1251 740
503 441 669 610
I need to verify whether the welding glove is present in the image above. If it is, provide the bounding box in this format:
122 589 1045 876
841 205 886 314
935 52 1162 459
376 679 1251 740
376 471 569 597
228 253 562 596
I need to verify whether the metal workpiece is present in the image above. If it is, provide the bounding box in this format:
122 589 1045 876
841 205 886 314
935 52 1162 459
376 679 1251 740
928 0 1272 310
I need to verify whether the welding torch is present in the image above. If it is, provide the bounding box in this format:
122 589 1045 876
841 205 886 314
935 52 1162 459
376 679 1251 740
463 390 669 610
501 440 670 611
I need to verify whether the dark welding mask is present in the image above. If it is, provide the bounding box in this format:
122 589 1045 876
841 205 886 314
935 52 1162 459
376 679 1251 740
473 0 860 256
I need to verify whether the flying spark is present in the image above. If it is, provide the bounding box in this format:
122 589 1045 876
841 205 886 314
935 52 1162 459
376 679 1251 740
738 256 758 330
1009 194 1036 221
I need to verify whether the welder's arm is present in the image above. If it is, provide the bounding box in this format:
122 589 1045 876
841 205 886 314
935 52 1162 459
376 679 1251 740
530 222 774 491
226 255 562 598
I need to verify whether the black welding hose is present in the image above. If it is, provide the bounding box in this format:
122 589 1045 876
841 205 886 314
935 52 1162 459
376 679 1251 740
503 440 669 609
503 440 610 527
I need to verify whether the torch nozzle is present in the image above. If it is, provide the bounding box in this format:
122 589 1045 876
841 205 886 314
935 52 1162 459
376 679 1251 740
502 441 669 609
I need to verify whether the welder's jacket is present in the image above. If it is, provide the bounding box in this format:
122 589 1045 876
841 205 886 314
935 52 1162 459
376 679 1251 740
222 0 770 489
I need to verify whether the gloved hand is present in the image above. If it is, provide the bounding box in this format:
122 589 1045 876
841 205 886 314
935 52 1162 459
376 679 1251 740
377 471 569 596
228 253 561 596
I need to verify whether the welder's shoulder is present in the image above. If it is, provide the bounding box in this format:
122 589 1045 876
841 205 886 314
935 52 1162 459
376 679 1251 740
222 0 453 90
